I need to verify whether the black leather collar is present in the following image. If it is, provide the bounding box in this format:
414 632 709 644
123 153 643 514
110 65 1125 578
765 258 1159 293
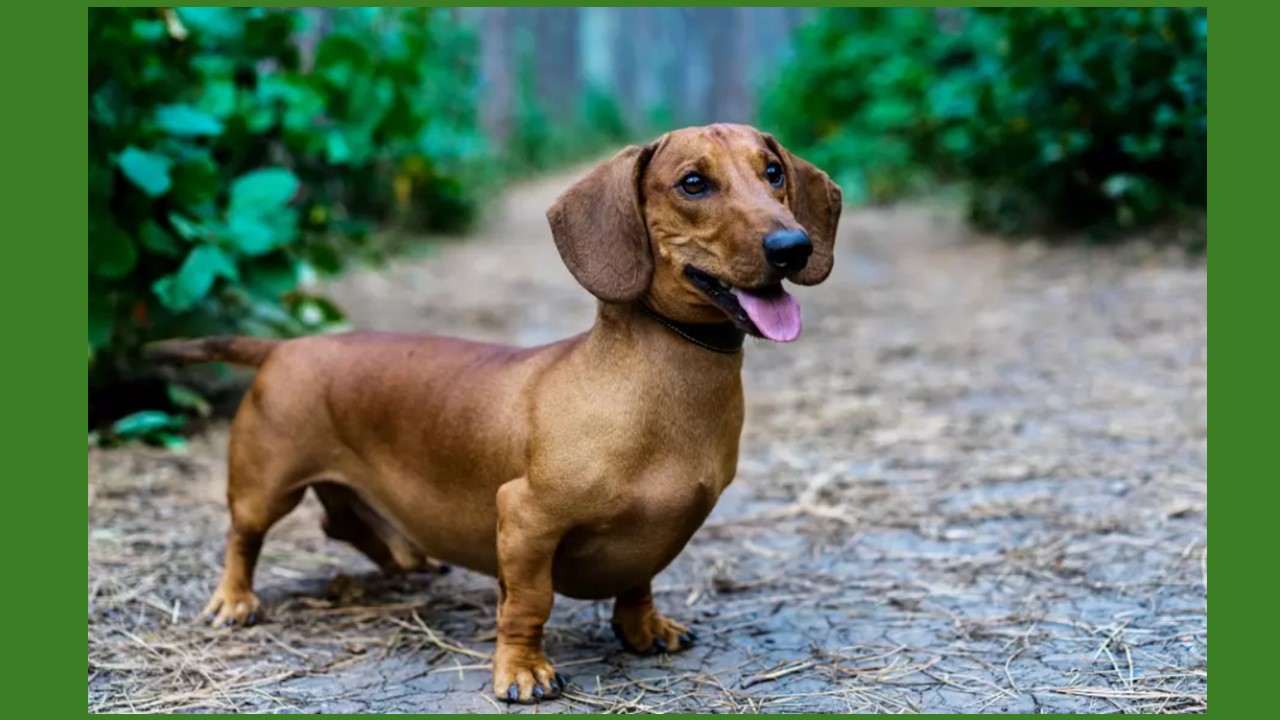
639 303 745 354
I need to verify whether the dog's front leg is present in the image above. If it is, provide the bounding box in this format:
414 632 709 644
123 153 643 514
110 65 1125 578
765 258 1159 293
493 477 568 703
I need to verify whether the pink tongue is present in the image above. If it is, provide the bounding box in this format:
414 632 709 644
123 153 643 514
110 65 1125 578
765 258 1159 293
733 287 802 342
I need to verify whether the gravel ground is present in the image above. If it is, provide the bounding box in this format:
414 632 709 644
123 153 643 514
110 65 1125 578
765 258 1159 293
88 170 1207 713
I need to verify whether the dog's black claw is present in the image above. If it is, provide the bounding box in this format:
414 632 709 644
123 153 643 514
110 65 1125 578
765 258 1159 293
246 612 258 626
437 564 452 575
533 685 544 699
679 632 694 645
652 637 668 654
507 684 519 702
686 629 698 642
221 618 236 628
555 672 568 689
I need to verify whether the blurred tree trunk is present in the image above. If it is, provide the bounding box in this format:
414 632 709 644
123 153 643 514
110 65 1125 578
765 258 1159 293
614 8 641 120
478 7 513 148
655 7 689 126
579 7 613 93
704 8 750 123
534 7 579 123
465 7 812 145
682 7 712 126
632 7 659 124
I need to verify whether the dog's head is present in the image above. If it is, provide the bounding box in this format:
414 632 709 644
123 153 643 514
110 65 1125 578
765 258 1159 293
547 124 842 343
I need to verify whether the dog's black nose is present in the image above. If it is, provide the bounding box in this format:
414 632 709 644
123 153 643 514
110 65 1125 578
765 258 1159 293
763 229 813 272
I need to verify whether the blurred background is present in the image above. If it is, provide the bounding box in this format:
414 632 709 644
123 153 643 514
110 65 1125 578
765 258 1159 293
89 6 1206 442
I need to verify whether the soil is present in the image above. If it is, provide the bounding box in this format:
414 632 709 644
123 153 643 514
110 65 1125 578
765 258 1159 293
88 169 1207 713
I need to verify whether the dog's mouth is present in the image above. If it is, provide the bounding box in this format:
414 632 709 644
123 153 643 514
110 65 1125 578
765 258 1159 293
685 266 803 343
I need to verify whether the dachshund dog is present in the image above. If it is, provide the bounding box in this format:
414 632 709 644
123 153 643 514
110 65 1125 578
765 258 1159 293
148 124 842 703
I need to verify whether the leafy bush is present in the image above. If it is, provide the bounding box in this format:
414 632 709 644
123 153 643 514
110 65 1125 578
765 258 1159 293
963 8 1206 235
89 8 490 430
761 8 1207 236
760 8 1002 205
300 8 492 233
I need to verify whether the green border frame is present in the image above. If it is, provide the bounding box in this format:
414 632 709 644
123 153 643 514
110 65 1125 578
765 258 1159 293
13 1 1248 716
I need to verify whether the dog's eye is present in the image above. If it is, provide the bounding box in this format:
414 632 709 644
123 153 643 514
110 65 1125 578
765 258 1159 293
678 173 709 197
765 162 784 188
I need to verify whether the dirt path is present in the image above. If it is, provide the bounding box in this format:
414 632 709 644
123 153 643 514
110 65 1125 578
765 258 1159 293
88 170 1207 713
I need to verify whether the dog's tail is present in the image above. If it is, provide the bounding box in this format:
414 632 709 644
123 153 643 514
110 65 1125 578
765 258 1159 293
144 336 280 368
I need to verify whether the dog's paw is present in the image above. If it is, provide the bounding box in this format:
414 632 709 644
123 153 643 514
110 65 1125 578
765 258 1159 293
493 647 566 704
611 611 696 655
199 588 261 628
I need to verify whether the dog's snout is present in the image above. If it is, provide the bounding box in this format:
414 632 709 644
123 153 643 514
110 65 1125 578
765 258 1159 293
762 229 813 272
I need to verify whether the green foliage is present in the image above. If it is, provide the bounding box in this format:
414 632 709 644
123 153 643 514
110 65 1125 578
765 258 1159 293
761 8 1001 206
107 408 188 450
963 8 1206 235
761 8 1207 236
89 8 490 423
302 8 493 232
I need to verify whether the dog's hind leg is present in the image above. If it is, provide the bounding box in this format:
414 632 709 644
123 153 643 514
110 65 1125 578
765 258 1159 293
200 467 304 628
199 415 310 628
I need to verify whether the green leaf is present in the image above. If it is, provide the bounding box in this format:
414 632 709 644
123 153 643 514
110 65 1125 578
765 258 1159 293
175 8 242 41
940 127 973 157
1103 174 1137 199
171 157 220 207
116 146 172 197
230 168 300 215
243 254 299 299
155 104 225 138
225 214 278 255
248 299 304 335
152 245 239 311
199 79 238 119
131 19 166 42
157 433 189 451
90 221 138 279
306 242 344 275
139 221 181 256
89 299 114 350
112 410 185 439
167 213 208 241
290 295 346 330
246 105 276 134
166 383 211 417
326 130 353 164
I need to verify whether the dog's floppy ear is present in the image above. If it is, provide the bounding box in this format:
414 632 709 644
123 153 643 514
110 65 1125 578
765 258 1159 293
547 143 657 303
764 134 843 286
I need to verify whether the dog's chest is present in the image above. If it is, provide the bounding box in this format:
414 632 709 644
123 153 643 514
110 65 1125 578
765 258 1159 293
554 465 728 599
554 408 741 596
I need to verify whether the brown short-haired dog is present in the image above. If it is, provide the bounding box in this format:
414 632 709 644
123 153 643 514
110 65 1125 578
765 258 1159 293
148 124 841 703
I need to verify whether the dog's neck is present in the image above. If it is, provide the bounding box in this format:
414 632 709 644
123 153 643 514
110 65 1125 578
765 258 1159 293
587 302 747 365
636 303 745 354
